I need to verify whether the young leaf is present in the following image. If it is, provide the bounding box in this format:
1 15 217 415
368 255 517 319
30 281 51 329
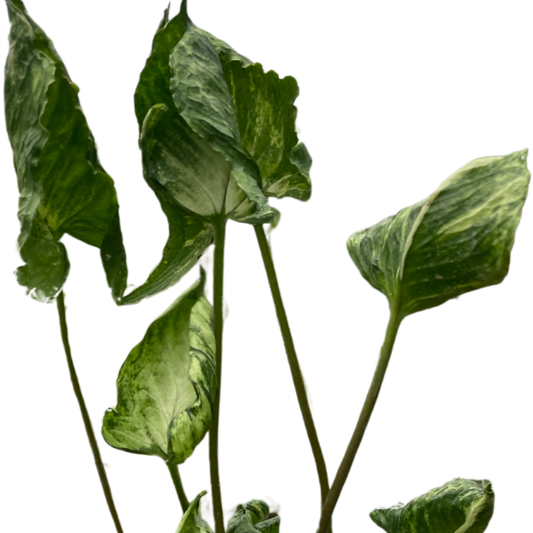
348 150 530 319
227 500 280 533
4 0 127 303
176 492 213 533
370 479 494 533
102 270 217 464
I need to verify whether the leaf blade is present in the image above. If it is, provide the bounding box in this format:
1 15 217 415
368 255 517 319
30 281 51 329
4 0 127 302
103 271 217 464
130 1 311 298
370 479 495 533
348 150 530 318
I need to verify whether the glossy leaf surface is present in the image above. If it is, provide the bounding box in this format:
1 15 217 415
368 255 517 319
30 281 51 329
176 492 213 533
348 150 530 318
103 271 217 464
4 0 127 302
370 479 494 533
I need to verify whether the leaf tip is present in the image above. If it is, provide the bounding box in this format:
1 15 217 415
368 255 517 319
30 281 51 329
179 0 188 17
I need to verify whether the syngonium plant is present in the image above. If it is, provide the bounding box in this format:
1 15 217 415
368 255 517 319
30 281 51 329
2 0 530 532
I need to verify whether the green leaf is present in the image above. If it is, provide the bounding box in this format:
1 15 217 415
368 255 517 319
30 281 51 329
227 500 280 533
176 492 213 533
137 4 255 226
102 270 217 464
348 150 530 319
4 0 127 303
170 20 312 210
123 2 314 300
370 479 495 533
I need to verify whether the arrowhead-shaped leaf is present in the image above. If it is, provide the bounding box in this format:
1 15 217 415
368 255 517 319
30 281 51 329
4 0 127 302
133 1 315 216
370 479 494 533
102 270 217 464
348 150 530 319
129 0 311 300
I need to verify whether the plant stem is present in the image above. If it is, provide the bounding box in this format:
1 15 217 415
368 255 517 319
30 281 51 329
210 217 227 533
316 306 403 533
56 291 124 533
168 463 189 513
254 225 331 511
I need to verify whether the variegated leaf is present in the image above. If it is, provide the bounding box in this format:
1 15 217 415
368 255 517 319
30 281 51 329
370 479 494 533
348 150 530 319
103 270 217 464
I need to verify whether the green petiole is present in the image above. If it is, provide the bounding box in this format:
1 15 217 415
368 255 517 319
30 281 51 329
56 292 124 533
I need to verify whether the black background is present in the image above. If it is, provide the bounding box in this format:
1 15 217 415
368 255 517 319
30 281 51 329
2 0 533 533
